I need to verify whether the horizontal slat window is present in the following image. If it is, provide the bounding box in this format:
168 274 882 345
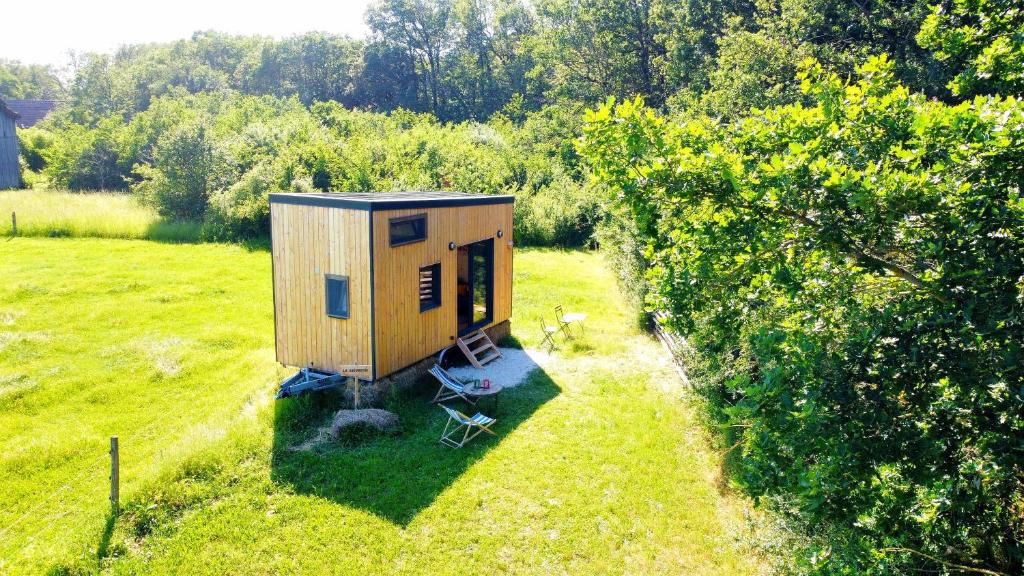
419 263 441 312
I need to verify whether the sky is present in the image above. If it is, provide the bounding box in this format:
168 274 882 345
2 0 374 70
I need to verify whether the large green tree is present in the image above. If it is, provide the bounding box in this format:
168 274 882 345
583 55 1024 574
366 0 455 117
532 0 674 105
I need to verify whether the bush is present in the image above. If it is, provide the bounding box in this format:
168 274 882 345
203 162 274 241
514 180 602 247
26 92 598 246
17 126 53 172
133 122 233 221
42 117 131 191
17 158 48 190
582 55 1024 575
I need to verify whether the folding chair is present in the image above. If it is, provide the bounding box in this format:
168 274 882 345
428 364 479 405
438 404 497 448
539 317 559 351
555 304 587 338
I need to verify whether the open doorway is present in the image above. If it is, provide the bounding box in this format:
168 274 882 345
457 238 494 335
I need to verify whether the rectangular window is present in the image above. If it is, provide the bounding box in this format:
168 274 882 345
419 263 441 312
325 274 349 319
389 214 427 246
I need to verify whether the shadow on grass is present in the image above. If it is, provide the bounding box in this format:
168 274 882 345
144 219 271 251
270 365 559 526
145 220 203 243
94 512 118 563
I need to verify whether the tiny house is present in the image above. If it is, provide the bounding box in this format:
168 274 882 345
269 192 514 387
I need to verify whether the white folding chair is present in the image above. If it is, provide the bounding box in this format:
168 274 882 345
555 304 587 338
438 405 497 448
539 317 559 351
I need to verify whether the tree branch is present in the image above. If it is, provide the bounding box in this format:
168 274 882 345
777 208 948 303
878 548 1007 576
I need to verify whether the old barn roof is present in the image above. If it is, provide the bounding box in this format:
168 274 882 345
4 100 57 128
0 99 18 120
269 191 515 211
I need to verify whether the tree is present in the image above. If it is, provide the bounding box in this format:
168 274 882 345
697 19 811 118
367 0 455 117
0 59 65 99
133 122 232 220
918 0 1024 97
583 55 1024 574
532 0 671 105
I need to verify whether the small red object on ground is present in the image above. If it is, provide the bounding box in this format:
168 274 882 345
482 378 491 389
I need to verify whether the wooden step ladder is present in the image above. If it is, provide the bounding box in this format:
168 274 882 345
456 329 502 369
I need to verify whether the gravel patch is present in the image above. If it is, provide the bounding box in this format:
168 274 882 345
447 347 550 389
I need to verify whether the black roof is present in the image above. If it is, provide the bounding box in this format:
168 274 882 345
269 191 515 211
4 100 56 128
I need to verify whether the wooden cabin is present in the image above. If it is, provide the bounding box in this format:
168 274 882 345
269 192 514 386
0 99 20 190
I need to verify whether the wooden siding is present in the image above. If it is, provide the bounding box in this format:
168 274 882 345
372 203 514 378
270 202 372 374
0 115 19 190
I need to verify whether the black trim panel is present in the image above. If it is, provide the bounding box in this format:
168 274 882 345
368 212 377 381
270 193 515 211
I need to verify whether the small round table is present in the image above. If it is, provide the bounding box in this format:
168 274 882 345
463 381 504 413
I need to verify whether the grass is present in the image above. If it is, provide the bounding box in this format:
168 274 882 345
0 238 280 573
0 189 201 241
0 238 765 575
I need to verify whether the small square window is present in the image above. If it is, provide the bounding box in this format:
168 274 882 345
390 214 427 246
419 263 441 312
325 275 349 319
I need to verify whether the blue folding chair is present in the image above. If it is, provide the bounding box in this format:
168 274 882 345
428 364 479 405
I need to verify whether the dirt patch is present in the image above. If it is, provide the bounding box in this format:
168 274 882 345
0 311 21 326
289 408 400 452
0 331 50 352
138 336 185 377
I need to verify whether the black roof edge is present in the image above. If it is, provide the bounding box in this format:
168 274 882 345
268 193 515 211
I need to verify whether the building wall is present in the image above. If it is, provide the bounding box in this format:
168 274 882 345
0 115 19 189
371 203 514 378
270 202 373 375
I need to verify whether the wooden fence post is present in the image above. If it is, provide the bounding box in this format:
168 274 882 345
10 212 15 236
109 436 119 515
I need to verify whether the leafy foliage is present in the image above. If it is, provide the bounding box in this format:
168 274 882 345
918 0 1024 97
0 59 64 99
582 56 1024 574
22 90 595 244
4 0 954 125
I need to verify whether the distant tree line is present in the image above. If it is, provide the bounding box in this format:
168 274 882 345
0 59 64 100
2 0 980 124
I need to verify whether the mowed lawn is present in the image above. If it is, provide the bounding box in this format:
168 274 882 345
0 237 764 575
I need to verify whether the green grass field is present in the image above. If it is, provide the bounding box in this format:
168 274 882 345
0 238 764 575
0 190 201 241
